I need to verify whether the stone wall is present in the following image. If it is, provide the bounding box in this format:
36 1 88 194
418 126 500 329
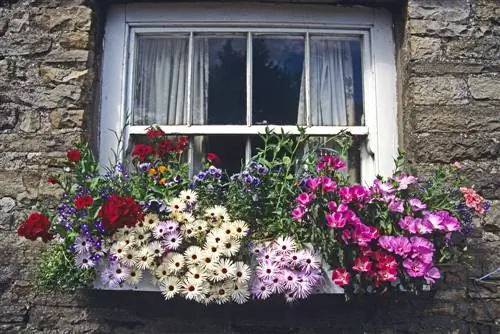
0 0 499 333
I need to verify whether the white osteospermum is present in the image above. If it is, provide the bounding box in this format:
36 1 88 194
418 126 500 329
131 230 148 245
75 252 95 269
162 232 183 251
220 222 236 239
212 282 233 305
143 213 160 230
184 246 203 265
232 220 249 239
234 261 251 283
193 219 208 235
166 252 185 273
152 222 168 239
275 235 297 254
199 251 217 270
160 276 181 300
211 258 236 282
155 263 171 281
206 228 229 246
179 212 195 225
221 238 241 257
205 205 229 224
231 282 250 304
148 241 164 258
109 240 130 260
180 189 198 204
135 247 155 270
169 197 186 213
125 267 143 286
180 223 197 239
300 250 322 272
186 266 208 282
120 249 137 267
73 236 91 254
180 278 207 302
204 242 222 259
110 263 130 282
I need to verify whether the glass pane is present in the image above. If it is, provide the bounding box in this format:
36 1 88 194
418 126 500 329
204 135 248 175
309 38 364 126
132 36 189 125
252 36 304 125
192 35 247 125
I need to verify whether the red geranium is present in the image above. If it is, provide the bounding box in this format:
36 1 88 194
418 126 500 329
131 144 155 161
207 152 221 165
146 127 166 138
157 140 175 156
18 212 52 242
75 195 94 209
67 150 81 162
47 176 57 184
175 136 189 152
99 194 144 232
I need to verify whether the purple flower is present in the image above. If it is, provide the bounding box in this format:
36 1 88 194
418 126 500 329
338 187 353 203
295 193 315 207
393 172 418 190
373 179 395 195
388 197 404 213
326 212 346 228
408 198 427 211
436 211 461 232
403 258 427 277
378 236 412 257
424 266 441 284
321 176 337 193
306 177 322 192
291 206 306 222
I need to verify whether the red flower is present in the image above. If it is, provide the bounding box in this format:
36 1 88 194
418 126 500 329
75 195 94 209
146 127 165 138
207 152 221 165
67 150 81 162
47 176 57 184
332 267 351 286
18 212 52 242
99 194 144 232
131 144 155 161
175 136 189 152
157 140 175 156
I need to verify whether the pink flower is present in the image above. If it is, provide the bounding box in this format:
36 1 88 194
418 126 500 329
327 201 338 212
332 267 351 286
306 177 322 192
375 253 398 271
424 266 441 284
321 176 337 193
341 229 351 244
436 211 461 232
316 155 346 171
378 236 412 258
414 218 434 234
326 212 347 228
352 222 375 246
291 206 306 222
388 197 404 213
296 193 315 207
423 212 443 231
338 187 353 203
454 161 463 169
353 257 372 272
408 198 427 211
350 185 370 202
378 267 398 282
398 216 415 232
393 172 418 190
373 179 395 195
403 258 427 277
460 187 486 215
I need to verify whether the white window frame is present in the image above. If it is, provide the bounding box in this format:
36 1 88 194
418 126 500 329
99 3 398 184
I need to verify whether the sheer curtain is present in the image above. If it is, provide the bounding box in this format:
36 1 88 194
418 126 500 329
297 39 355 126
133 37 208 126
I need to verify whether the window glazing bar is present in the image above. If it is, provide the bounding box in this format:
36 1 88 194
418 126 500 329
246 32 253 127
186 31 194 126
305 32 311 126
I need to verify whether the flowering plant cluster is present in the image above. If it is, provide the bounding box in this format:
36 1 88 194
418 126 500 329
18 126 490 301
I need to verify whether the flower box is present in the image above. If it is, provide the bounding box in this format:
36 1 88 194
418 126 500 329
19 127 489 304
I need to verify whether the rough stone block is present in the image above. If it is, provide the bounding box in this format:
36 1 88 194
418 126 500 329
408 36 442 60
408 0 470 22
49 109 84 129
408 19 469 37
408 76 469 105
468 74 500 100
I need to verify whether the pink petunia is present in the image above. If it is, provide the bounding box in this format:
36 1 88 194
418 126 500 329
403 258 427 277
326 212 347 228
332 267 351 286
352 256 372 273
424 266 441 284
393 172 418 190
321 176 337 193
408 198 427 212
291 206 306 222
295 192 315 207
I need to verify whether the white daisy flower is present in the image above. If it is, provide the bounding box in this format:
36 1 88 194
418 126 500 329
266 276 286 294
204 242 222 259
143 213 160 230
211 282 233 305
119 234 137 248
180 278 207 302
206 228 229 245
256 260 281 281
170 210 183 222
186 266 208 282
179 212 195 225
231 282 250 304
180 222 197 239
125 267 143 286
114 226 132 240
212 258 236 281
166 252 185 273
274 236 297 254
282 270 299 291
180 189 198 204
155 263 171 281
299 250 321 272
134 247 155 270
232 220 249 239
184 246 203 265
73 236 91 254
164 220 179 233
110 240 130 260
119 249 137 267
134 219 148 233
160 276 181 300
220 222 235 239
286 250 304 267
193 219 208 234
75 252 95 269
100 267 120 288
162 231 183 251
169 197 186 213
152 222 168 239
234 261 251 283
110 263 130 282
199 251 217 270
131 230 148 245
205 205 228 224
221 238 241 257
147 241 164 258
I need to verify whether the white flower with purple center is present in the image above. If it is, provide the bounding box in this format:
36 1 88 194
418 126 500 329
75 251 95 269
162 231 183 251
73 236 92 254
152 222 168 239
274 236 296 254
256 260 281 281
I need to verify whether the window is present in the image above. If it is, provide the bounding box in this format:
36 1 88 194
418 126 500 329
99 3 397 183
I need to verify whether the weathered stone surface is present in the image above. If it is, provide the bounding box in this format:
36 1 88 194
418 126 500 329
408 19 469 37
408 76 469 105
34 6 92 32
60 31 89 49
0 104 19 131
39 66 88 84
410 62 484 75
408 36 442 59
446 35 500 60
49 109 84 128
15 85 82 109
19 111 41 133
43 49 90 64
408 0 471 22
468 74 500 100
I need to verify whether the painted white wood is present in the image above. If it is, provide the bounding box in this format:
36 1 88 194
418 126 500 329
128 125 370 136
99 5 127 168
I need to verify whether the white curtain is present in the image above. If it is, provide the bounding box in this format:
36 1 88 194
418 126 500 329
297 40 355 126
133 37 208 126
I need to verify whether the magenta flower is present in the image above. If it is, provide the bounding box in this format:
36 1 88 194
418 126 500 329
373 179 395 195
341 229 351 244
326 212 346 228
350 185 370 202
378 267 398 282
332 267 350 286
388 197 404 213
321 176 337 193
423 212 443 231
352 256 372 272
316 155 346 171
408 198 427 211
424 266 441 284
291 206 306 221
393 172 418 190
295 192 315 207
338 186 353 203
403 258 427 277
306 177 322 192
398 216 417 233
378 236 412 257
414 218 434 234
436 211 461 232
351 222 375 246
327 201 338 212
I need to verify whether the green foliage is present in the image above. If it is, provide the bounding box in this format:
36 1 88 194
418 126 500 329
36 243 94 293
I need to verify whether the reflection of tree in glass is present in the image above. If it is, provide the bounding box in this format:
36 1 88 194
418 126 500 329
208 40 246 124
252 38 303 125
